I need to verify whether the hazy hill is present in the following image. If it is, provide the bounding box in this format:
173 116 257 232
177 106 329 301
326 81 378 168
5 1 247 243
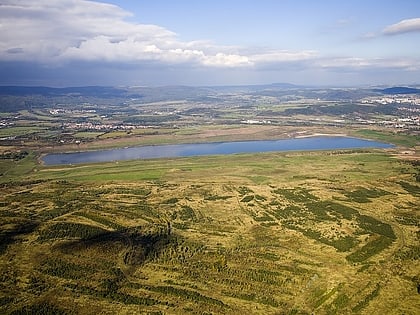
377 86 420 94
0 86 128 97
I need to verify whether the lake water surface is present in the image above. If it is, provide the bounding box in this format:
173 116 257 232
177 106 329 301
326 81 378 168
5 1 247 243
42 136 393 165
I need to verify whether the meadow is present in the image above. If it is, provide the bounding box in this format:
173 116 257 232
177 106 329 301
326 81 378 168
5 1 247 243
0 147 419 314
0 86 419 313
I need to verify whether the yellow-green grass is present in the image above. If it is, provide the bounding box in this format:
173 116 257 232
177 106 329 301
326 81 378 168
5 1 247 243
353 129 419 147
0 149 419 314
73 131 105 139
0 126 49 138
22 150 402 184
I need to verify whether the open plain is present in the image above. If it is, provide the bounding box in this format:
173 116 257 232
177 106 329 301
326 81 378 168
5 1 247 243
0 85 419 314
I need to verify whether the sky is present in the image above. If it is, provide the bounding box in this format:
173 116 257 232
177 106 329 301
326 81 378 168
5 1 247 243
1 0 420 87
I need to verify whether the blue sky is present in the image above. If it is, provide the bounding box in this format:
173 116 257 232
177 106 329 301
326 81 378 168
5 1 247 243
1 0 420 86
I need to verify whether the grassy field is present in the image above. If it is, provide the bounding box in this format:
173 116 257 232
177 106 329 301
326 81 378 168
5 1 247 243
352 129 420 147
0 148 419 314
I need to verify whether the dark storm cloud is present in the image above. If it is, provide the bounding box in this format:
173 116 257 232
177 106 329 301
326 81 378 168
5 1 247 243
6 48 24 54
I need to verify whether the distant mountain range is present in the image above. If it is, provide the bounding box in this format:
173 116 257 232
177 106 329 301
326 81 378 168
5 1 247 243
0 84 419 111
376 86 420 94
1 84 419 97
0 86 128 97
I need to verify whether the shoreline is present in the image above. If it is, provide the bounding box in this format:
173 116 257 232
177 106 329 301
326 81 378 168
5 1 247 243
41 133 352 156
293 132 348 138
41 135 394 166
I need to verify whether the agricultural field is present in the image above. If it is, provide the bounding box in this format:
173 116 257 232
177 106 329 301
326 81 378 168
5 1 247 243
0 149 419 314
1 85 419 154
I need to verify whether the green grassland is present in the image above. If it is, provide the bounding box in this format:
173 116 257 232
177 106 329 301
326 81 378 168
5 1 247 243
0 149 419 314
352 129 420 147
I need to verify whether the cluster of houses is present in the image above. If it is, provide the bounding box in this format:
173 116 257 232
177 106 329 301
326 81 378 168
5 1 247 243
63 122 137 131
361 95 420 105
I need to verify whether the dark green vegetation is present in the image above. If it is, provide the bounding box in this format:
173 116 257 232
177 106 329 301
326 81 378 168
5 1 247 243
0 150 419 314
0 85 419 313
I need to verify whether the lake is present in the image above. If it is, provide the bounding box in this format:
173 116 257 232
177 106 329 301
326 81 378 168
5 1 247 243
42 136 393 165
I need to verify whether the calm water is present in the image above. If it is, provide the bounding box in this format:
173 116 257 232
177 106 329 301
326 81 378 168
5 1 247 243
42 136 393 165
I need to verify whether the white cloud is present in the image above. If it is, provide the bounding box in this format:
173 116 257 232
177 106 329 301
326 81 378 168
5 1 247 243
251 51 317 64
360 32 377 40
1 0 419 84
316 57 420 72
0 0 317 69
203 53 252 67
383 18 420 35
0 0 177 62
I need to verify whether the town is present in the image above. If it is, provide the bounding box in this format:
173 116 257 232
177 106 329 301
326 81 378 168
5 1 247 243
0 85 419 149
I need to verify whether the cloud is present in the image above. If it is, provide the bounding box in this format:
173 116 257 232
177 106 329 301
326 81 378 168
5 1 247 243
316 56 420 72
6 48 24 54
0 0 176 62
251 51 317 67
383 18 420 35
0 0 315 69
1 0 419 86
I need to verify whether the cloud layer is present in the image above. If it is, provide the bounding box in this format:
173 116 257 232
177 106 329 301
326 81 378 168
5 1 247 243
1 0 419 85
0 0 316 69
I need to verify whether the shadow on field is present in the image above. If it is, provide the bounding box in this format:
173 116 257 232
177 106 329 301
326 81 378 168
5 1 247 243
56 224 173 266
0 221 39 255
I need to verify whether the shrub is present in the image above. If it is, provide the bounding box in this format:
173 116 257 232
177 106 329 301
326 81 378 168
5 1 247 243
346 236 394 263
